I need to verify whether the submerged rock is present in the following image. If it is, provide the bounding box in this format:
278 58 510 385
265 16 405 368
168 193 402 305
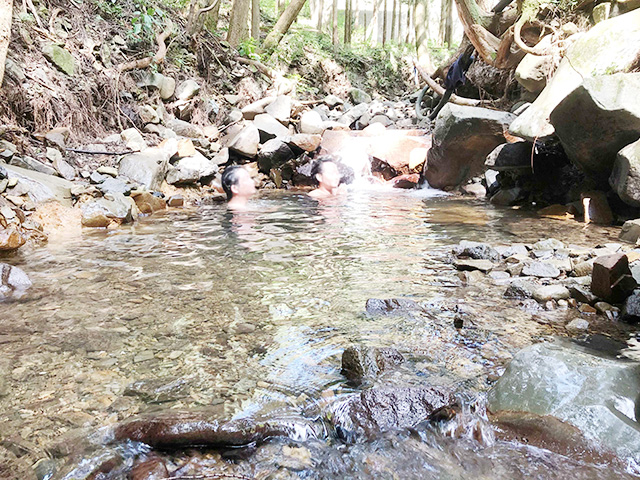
365 298 423 316
341 346 405 383
330 386 454 442
0 263 32 297
488 340 640 464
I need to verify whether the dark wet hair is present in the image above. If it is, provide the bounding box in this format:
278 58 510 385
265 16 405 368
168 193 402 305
221 165 244 200
311 156 337 182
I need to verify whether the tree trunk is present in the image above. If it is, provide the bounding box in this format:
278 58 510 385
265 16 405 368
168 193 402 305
344 0 352 44
438 0 453 45
332 0 338 44
0 0 11 88
391 0 396 42
278 0 285 16
317 0 324 31
263 0 308 51
227 0 251 46
205 0 222 31
405 0 412 43
367 0 381 44
382 0 387 45
354 0 359 31
251 0 260 40
414 0 433 69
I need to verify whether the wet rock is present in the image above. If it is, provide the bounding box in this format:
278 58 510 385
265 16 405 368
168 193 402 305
253 113 289 140
452 240 500 261
10 156 57 176
365 298 423 316
300 110 324 134
348 88 372 105
129 456 169 480
510 10 640 141
485 142 533 172
532 285 570 302
620 218 640 244
423 104 515 189
81 193 133 227
610 138 640 208
330 387 454 442
265 95 292 125
119 149 170 191
460 182 486 197
520 261 559 278
166 195 184 207
124 377 189 403
258 139 295 173
488 339 640 463
551 73 640 182
0 263 32 297
341 346 405 383
42 43 75 75
454 259 493 273
490 187 524 206
121 128 147 152
33 458 57 480
0 226 27 251
133 192 166 214
175 79 200 101
113 409 317 448
228 124 260 158
591 253 636 303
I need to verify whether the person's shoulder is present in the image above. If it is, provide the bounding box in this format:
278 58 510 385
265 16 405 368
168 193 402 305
308 189 324 198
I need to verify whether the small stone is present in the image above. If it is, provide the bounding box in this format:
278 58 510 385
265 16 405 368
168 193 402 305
121 128 147 152
522 261 561 278
454 259 493 273
133 350 156 363
591 253 633 303
533 285 571 302
97 166 118 177
594 301 619 314
568 298 578 308
175 79 201 101
138 105 160 124
53 157 76 180
489 271 510 280
167 195 184 207
573 260 594 277
236 322 256 334
578 304 597 314
566 318 589 333
532 238 565 251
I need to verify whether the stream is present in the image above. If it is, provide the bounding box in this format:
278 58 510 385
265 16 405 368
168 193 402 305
1 188 638 479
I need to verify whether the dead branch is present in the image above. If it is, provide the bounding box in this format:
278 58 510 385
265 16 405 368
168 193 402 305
413 59 498 107
117 21 174 72
48 7 61 32
23 0 43 28
513 19 557 56
234 56 276 79
66 148 134 155
0 125 28 137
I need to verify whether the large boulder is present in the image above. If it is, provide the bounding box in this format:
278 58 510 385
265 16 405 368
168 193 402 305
423 104 515 189
253 113 289 141
3 164 73 206
300 110 325 134
610 138 640 207
264 95 292 125
485 142 533 173
166 151 216 185
515 36 553 93
509 9 640 141
257 139 295 173
81 193 133 227
549 73 640 181
488 340 640 464
228 124 260 158
118 148 170 191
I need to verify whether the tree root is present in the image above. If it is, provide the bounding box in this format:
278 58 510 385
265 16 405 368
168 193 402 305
234 56 276 79
513 18 557 56
117 22 174 72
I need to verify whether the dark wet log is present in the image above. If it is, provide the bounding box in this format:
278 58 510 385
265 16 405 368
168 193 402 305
113 411 313 449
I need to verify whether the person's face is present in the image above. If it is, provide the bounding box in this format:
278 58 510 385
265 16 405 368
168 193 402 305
317 162 341 190
231 168 257 199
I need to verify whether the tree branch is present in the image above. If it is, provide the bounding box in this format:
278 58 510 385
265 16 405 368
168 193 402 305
117 22 174 72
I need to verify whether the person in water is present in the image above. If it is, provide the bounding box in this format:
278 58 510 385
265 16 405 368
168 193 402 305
308 157 344 198
221 165 257 210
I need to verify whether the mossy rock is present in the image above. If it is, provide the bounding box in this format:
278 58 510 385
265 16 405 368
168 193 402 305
42 44 75 76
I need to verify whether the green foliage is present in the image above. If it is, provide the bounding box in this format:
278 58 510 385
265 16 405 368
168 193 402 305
95 0 123 17
238 37 261 60
130 2 167 40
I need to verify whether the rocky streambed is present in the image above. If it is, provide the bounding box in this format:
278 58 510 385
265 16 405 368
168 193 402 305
2 192 640 479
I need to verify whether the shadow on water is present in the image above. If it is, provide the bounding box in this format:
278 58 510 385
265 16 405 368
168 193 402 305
0 190 637 479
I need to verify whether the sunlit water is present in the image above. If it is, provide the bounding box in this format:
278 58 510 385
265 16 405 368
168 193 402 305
1 189 637 479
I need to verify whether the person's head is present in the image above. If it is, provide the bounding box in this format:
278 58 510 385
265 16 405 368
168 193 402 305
221 165 256 201
311 157 341 191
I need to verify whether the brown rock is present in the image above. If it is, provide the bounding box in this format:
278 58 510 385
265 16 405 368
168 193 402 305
166 195 184 207
176 139 196 158
0 226 27 251
285 134 322 153
591 253 634 302
129 456 169 480
133 192 167 214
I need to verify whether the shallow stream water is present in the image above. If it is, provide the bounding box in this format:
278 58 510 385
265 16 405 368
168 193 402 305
1 188 638 479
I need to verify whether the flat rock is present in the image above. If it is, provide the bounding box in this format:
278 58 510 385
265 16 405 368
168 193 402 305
453 240 500 261
454 258 493 272
522 261 561 278
228 124 260 158
10 156 57 176
3 164 73 206
533 285 570 302
119 148 170 191
253 113 289 140
124 377 189 403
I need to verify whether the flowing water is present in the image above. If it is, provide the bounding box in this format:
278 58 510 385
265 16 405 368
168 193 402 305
1 188 638 479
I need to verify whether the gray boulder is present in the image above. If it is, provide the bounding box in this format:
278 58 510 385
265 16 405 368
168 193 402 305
453 240 500 261
488 340 640 464
0 263 32 297
81 193 133 227
509 9 640 141
550 73 640 181
348 88 372 105
253 113 289 140
3 164 73 206
257 139 295 173
485 142 533 172
97 177 133 196
341 346 405 384
166 151 216 185
119 148 170 190
610 138 640 207
338 103 369 126
165 118 204 138
423 104 515 189
228 124 260 158
264 95 292 125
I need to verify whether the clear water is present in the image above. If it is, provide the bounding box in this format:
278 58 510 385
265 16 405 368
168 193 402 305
1 189 636 479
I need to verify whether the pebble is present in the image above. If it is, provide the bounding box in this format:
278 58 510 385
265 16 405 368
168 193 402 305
133 350 156 363
578 304 597 314
566 318 589 333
